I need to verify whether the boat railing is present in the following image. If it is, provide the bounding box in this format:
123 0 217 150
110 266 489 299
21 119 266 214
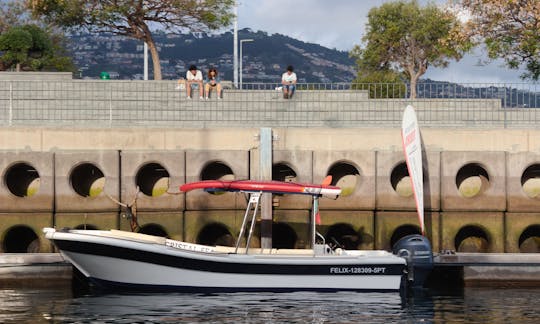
235 191 262 254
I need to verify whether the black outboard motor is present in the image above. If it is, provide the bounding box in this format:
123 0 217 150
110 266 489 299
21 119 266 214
393 234 433 289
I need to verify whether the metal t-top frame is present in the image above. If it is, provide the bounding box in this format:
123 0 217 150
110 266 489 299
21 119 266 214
234 191 322 254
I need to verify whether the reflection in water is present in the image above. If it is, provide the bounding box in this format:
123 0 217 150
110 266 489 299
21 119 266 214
0 287 539 323
0 287 72 323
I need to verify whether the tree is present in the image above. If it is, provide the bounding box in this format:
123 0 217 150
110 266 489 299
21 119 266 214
352 0 472 98
1 1 27 34
459 0 540 81
0 1 76 72
0 24 75 72
29 0 235 80
350 46 406 98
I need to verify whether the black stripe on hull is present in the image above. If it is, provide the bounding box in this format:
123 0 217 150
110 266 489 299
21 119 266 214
52 239 405 276
88 277 403 293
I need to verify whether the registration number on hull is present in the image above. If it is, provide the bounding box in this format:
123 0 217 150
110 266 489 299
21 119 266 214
329 267 386 274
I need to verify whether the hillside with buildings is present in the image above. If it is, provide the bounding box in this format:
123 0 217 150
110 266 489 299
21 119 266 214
69 29 356 83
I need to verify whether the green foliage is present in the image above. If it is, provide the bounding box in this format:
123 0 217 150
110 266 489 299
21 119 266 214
0 0 29 34
461 0 540 81
351 70 407 99
30 0 236 79
351 0 472 98
0 24 75 72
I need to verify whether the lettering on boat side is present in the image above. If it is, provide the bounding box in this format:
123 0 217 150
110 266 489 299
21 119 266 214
329 267 386 274
165 239 215 253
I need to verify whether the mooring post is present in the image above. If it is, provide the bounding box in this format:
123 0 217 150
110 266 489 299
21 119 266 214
259 127 273 249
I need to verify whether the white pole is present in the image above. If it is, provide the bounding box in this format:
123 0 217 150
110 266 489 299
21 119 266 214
259 127 273 249
143 42 148 80
240 39 254 90
239 41 243 90
233 2 238 88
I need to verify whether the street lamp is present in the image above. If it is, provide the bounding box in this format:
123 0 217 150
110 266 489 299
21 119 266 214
239 39 254 89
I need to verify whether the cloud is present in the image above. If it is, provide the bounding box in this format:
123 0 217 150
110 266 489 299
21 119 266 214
425 49 526 84
238 0 369 51
237 0 528 83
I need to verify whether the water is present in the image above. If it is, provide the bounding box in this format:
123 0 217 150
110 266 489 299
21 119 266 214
1 287 539 323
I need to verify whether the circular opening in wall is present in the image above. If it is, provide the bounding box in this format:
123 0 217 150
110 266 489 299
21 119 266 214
390 224 422 249
136 163 170 197
70 163 105 197
197 223 234 246
272 163 297 182
518 224 540 253
201 161 235 195
327 162 360 197
4 162 40 197
2 225 40 253
139 223 169 238
521 164 540 199
456 163 490 198
455 225 490 252
390 162 413 197
272 222 297 249
325 223 361 249
74 224 98 230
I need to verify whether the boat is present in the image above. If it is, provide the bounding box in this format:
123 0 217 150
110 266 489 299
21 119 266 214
43 178 430 293
44 106 433 292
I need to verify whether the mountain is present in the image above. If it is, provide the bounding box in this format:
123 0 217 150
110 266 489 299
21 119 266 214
68 29 356 83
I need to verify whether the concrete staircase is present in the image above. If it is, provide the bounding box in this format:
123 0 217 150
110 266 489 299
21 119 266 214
0 79 535 128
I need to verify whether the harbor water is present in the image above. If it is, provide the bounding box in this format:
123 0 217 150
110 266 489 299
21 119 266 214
1 286 539 323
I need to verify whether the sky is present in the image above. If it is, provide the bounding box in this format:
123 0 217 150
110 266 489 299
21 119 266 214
237 0 529 84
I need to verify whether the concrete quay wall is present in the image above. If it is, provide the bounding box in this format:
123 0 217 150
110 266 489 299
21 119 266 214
0 127 539 254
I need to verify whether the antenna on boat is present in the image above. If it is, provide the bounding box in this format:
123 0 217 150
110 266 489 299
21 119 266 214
310 175 332 248
401 105 425 236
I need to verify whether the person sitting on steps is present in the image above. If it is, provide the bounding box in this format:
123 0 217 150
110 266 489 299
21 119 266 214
186 65 204 99
281 65 297 99
205 68 222 99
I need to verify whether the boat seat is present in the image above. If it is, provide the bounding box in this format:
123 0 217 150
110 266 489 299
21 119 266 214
215 246 314 255
107 230 167 244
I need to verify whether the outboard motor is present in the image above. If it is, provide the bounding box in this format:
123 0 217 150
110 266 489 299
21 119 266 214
393 234 433 289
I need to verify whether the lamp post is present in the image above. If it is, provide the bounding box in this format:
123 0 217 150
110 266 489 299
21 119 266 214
233 2 238 88
239 39 254 89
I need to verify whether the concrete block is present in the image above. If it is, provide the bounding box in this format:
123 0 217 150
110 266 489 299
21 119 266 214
506 152 540 212
441 151 506 211
375 211 440 252
504 212 540 252
376 150 441 211
250 150 313 209
119 211 183 241
0 151 54 212
0 213 53 253
313 151 375 210
55 151 120 212
183 210 245 246
185 150 249 210
272 210 311 249
317 210 375 250
54 212 118 231
440 212 504 252
120 151 185 211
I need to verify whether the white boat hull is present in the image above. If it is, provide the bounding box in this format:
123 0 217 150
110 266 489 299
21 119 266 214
46 229 406 292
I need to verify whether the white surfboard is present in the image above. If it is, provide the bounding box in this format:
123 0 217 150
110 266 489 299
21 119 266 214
401 105 425 235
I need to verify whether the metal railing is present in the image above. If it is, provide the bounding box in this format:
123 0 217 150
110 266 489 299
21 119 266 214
0 80 538 128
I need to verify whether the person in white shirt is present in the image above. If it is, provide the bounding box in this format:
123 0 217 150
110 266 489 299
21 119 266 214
186 65 204 99
281 65 297 99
